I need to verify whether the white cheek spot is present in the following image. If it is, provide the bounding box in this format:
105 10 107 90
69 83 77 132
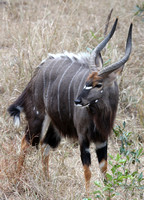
36 110 39 115
95 99 98 103
96 141 107 150
101 90 103 93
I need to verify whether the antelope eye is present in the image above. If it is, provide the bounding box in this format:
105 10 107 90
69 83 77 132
84 85 93 90
95 83 102 88
84 82 93 90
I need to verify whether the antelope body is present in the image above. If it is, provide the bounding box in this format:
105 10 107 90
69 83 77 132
8 19 132 192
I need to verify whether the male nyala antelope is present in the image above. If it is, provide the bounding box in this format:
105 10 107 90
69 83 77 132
8 19 132 192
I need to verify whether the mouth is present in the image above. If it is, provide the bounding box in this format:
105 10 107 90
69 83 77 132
74 98 99 108
75 99 99 108
75 103 90 108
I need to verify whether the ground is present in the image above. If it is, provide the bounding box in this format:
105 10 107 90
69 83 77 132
0 0 144 199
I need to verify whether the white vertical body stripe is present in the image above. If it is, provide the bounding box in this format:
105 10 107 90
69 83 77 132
68 65 83 118
43 64 49 106
57 62 73 120
45 59 61 100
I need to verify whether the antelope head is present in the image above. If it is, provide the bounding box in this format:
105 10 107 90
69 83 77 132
74 19 132 107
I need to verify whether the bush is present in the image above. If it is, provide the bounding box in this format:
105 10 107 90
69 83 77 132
90 122 144 200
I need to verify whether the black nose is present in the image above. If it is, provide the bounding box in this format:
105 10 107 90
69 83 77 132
74 98 82 105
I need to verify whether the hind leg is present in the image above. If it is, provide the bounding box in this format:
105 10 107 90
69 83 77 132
17 135 30 175
17 117 43 175
40 123 61 179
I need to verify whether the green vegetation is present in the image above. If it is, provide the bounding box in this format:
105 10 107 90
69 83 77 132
135 3 144 20
90 123 144 199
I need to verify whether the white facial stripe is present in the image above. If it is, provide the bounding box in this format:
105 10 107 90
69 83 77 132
84 85 93 90
96 141 107 150
95 99 98 103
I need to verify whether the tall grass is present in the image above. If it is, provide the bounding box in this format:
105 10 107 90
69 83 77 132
0 0 144 199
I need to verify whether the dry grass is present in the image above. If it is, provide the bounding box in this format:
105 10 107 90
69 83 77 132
0 0 144 199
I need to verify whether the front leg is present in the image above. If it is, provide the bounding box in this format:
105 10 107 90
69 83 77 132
95 141 107 175
80 140 91 194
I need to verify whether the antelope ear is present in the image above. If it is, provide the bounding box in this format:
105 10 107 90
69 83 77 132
99 64 124 78
114 65 124 75
100 65 124 85
95 53 103 69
